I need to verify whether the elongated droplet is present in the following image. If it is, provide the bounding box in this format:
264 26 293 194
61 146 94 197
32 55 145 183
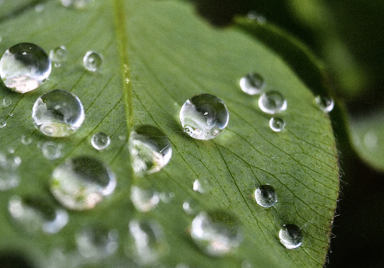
269 117 285 132
41 141 62 160
128 125 172 177
76 225 118 259
8 195 68 234
239 72 265 95
315 95 334 113
50 156 116 210
258 91 287 114
131 186 160 212
49 46 67 65
190 210 242 257
254 185 277 208
0 151 21 191
279 224 303 249
180 94 229 140
83 51 102 72
2 97 11 107
0 43 51 93
32 89 85 137
91 132 111 151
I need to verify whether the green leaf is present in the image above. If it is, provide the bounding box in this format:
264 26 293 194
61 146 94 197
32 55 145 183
0 0 339 267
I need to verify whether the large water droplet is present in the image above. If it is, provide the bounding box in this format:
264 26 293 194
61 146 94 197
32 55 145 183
131 186 160 212
269 117 286 132
8 195 68 234
239 72 265 95
32 89 85 137
127 219 167 265
49 46 67 67
254 185 277 208
41 141 62 160
315 95 334 113
83 51 102 72
50 156 116 210
0 151 21 190
190 210 242 257
76 225 118 259
258 91 287 114
0 43 51 93
2 97 12 107
180 94 229 140
91 132 111 151
279 224 303 249
61 0 92 9
128 125 172 177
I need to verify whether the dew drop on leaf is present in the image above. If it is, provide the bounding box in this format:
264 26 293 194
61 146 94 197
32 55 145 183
83 51 102 72
254 185 277 208
32 89 85 137
0 118 6 128
180 93 229 140
91 132 111 151
0 151 21 191
193 179 210 194
258 91 287 114
130 186 160 212
279 224 303 249
49 46 68 65
269 117 286 132
2 97 12 107
315 95 334 113
239 72 265 95
183 199 199 215
0 43 51 93
20 135 33 145
41 141 62 160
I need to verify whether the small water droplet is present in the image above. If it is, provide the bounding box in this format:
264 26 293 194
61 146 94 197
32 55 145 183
61 0 93 9
50 156 116 210
76 225 118 259
35 3 45 12
258 91 287 114
91 132 111 151
8 195 68 234
2 97 12 107
127 219 167 265
269 117 285 132
0 151 21 191
32 89 85 137
254 185 277 208
190 210 242 257
193 179 210 194
0 118 6 128
131 186 160 212
49 46 68 64
159 192 174 203
83 51 102 72
180 94 229 140
279 224 303 249
0 43 51 93
21 135 33 145
41 141 62 160
183 199 199 215
128 125 172 177
315 95 334 113
239 72 265 95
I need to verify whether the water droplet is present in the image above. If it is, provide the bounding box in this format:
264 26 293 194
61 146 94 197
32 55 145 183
42 141 62 160
35 3 45 12
83 51 102 72
159 192 174 203
8 195 68 234
0 151 21 191
50 156 116 210
239 72 265 95
76 225 118 259
49 46 68 65
279 224 303 249
128 125 172 177
91 132 111 151
182 199 199 215
180 94 229 140
61 0 93 9
0 118 6 128
2 97 12 107
0 43 51 93
21 135 33 145
258 91 287 114
315 95 334 113
269 117 285 132
190 210 242 257
127 219 167 265
193 179 210 194
32 89 85 137
131 186 160 212
254 185 277 208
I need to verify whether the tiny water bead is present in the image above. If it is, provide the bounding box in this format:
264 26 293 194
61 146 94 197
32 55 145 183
130 186 160 212
91 132 111 151
83 51 102 72
269 117 286 132
2 97 11 107
41 141 62 160
190 210 242 257
279 224 303 249
76 225 119 259
50 156 116 210
239 72 265 95
0 43 51 93
258 91 287 114
315 95 334 113
49 46 68 67
8 195 68 234
32 89 85 137
180 93 229 140
182 199 199 215
254 185 277 208
128 125 172 176
0 151 21 191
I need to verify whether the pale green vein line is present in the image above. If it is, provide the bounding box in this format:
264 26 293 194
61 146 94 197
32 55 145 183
113 0 133 131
